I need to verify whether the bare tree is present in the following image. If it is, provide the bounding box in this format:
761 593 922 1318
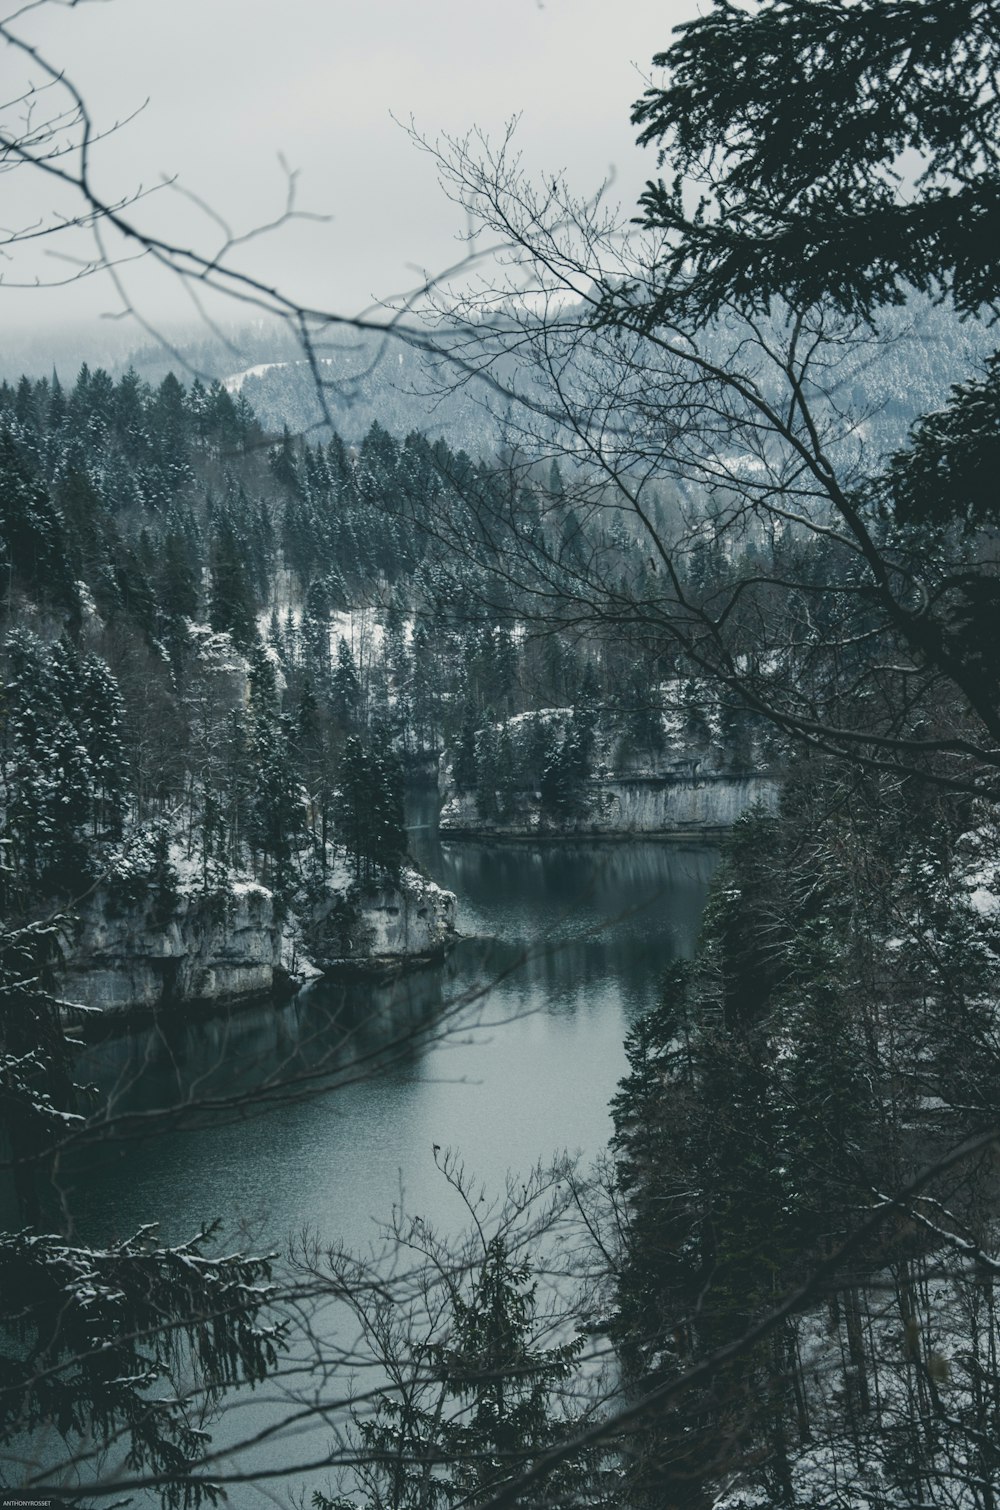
5 3 1000 1508
377 120 1000 801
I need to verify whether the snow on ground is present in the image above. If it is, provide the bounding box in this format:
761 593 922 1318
222 362 290 393
222 356 339 393
955 817 1000 921
257 601 387 666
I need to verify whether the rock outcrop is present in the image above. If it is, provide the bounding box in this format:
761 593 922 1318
439 771 780 838
60 882 281 1018
438 703 781 839
302 869 456 974
59 868 457 1020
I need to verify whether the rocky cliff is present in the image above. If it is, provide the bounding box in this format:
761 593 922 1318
438 701 781 839
300 869 458 975
439 771 780 838
60 867 456 1020
61 882 281 1018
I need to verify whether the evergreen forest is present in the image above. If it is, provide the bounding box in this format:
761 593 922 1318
3 1 1000 1507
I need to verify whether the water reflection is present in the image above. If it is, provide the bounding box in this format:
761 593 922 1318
64 804 718 1255
29 806 721 1508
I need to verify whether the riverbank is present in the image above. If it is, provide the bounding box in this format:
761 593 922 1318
437 703 782 840
70 826 720 1246
439 772 781 840
57 859 457 1026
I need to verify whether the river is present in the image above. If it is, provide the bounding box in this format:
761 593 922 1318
66 797 716 1249
51 795 719 1502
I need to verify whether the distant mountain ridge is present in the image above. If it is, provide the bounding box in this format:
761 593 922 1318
5 296 995 469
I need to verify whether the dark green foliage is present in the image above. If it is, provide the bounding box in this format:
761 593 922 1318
3 631 128 900
681 679 709 744
153 372 189 466
609 764 1000 1505
631 0 1000 322
619 670 665 761
700 803 790 1030
0 919 81 1224
158 517 201 622
301 575 332 678
0 430 77 614
0 923 284 1508
295 674 335 856
269 426 302 496
539 717 591 821
331 636 363 726
245 647 304 889
0 1225 282 1509
0 365 279 659
351 1236 596 1510
887 352 1000 533
585 25 1000 1496
462 625 519 715
357 419 399 506
209 514 258 648
335 733 406 885
452 703 479 794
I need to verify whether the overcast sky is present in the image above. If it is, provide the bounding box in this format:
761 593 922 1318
3 0 696 342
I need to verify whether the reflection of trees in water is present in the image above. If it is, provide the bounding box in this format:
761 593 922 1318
439 838 716 916
63 836 717 1259
437 840 718 1005
76 838 718 1136
64 969 456 1247
77 964 452 1125
454 930 683 1010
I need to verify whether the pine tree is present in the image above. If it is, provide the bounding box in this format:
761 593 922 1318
0 430 77 614
153 372 189 468
3 631 128 898
474 723 500 821
77 651 128 837
330 636 363 728
269 425 301 495
301 576 332 680
294 675 334 857
158 518 201 623
350 1236 598 1510
245 646 303 888
452 703 479 794
209 515 258 648
539 719 591 822
335 734 406 885
0 920 284 1507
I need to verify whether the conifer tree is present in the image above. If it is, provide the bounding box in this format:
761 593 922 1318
158 518 201 624
245 646 303 888
335 734 405 885
452 703 479 795
209 515 258 648
269 425 301 495
0 922 284 1507
345 1236 596 1510
301 576 332 680
331 636 363 728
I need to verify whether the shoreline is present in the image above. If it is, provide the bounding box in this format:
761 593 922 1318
437 825 731 844
64 935 459 1041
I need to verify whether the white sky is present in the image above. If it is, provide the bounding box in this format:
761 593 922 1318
2 0 695 338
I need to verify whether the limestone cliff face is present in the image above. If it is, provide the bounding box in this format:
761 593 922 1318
439 763 780 839
60 869 457 1018
438 702 781 839
582 773 781 835
302 870 457 974
60 883 281 1017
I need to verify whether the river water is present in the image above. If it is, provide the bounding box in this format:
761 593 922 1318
66 797 717 1252
49 797 718 1501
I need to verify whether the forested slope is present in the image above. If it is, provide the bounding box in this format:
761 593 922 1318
2 359 783 973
